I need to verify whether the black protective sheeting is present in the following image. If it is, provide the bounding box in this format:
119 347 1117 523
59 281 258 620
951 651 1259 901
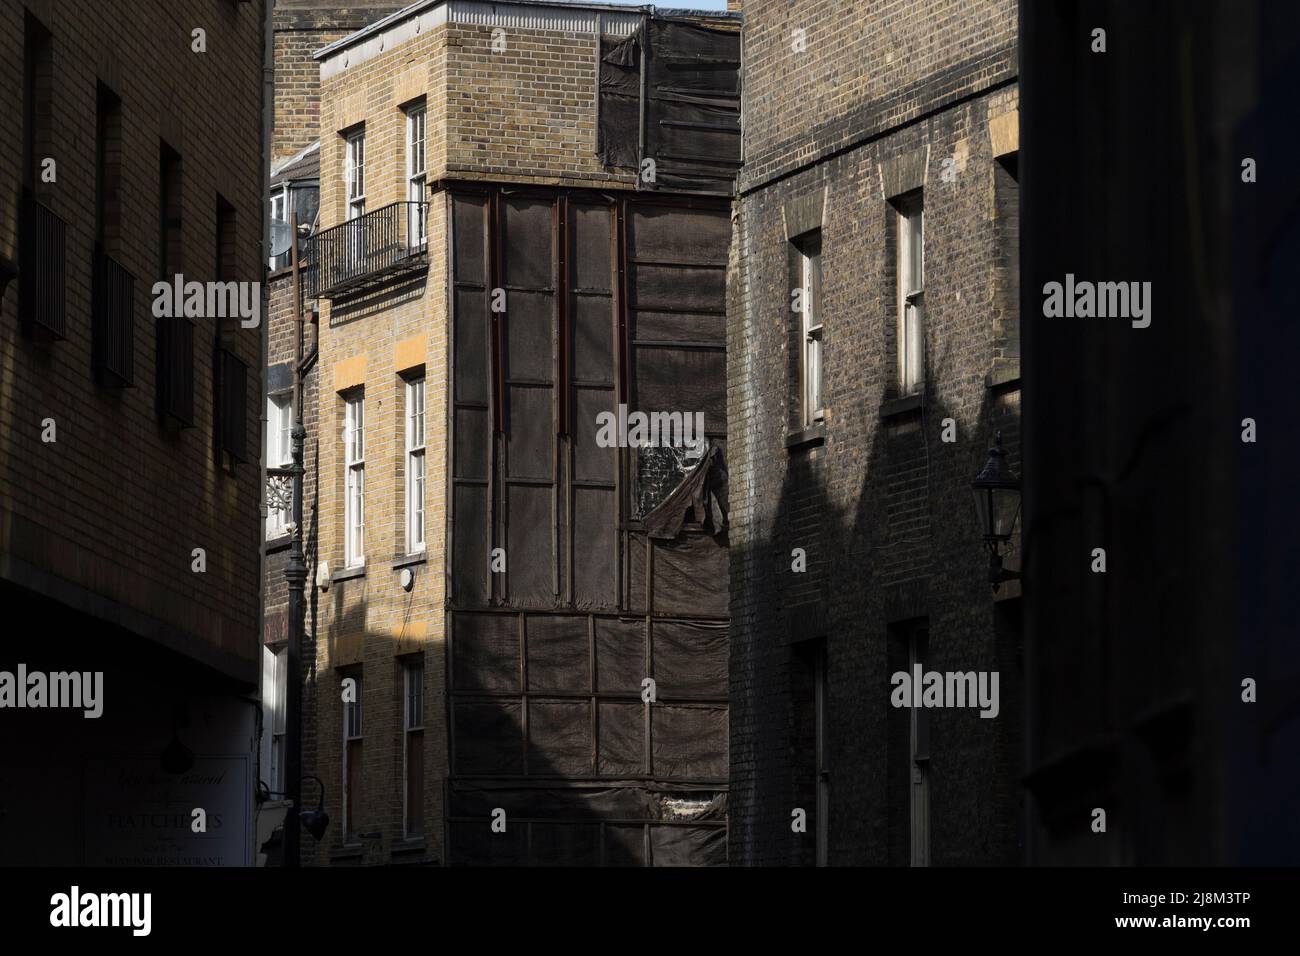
629 201 730 258
651 532 729 619
599 34 641 169
500 196 559 607
644 19 741 193
597 701 644 776
595 618 645 693
451 195 492 607
652 620 728 698
453 701 524 774
529 824 602 866
526 615 589 692
447 183 731 864
445 784 727 865
573 486 617 607
599 20 740 194
528 699 593 775
453 613 519 692
448 783 728 821
652 704 727 780
651 824 727 867
449 821 526 866
626 530 729 619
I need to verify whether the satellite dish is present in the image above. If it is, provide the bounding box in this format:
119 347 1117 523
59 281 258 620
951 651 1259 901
270 218 294 258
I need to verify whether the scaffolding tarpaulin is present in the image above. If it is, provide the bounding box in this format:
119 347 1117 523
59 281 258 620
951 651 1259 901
599 33 641 168
447 183 729 864
598 18 741 194
644 19 741 194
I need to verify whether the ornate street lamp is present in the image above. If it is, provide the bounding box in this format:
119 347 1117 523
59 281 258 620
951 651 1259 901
971 431 1022 592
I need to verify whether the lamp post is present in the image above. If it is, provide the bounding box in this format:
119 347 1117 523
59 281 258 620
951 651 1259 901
971 431 1022 592
281 208 311 866
282 418 306 865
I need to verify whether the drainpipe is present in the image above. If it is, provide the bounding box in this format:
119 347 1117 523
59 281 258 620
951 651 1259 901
257 0 274 864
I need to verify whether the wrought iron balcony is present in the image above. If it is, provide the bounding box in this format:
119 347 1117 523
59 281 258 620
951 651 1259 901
92 246 135 385
19 192 68 339
266 464 295 537
311 201 428 299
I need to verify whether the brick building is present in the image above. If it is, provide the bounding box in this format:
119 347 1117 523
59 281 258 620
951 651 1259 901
273 0 407 168
0 0 268 864
258 139 321 864
727 0 1023 865
306 0 739 865
259 0 402 867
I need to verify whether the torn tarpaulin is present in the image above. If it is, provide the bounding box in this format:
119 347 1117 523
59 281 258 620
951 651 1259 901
642 442 729 540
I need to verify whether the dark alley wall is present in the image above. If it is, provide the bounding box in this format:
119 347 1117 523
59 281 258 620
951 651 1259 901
1020 0 1300 865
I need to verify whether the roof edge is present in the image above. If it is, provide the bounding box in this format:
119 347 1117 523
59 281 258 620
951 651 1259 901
314 0 738 63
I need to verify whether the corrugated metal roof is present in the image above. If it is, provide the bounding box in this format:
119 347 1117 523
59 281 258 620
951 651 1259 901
315 0 737 70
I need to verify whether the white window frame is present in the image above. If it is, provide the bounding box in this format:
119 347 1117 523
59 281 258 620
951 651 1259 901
342 674 363 845
909 627 930 867
402 659 424 838
265 393 293 537
345 129 366 221
897 194 925 395
344 393 365 567
269 186 288 268
405 377 426 553
406 105 427 248
797 234 823 426
270 644 287 796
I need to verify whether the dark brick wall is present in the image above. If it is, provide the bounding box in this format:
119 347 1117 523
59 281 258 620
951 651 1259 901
729 1 1021 865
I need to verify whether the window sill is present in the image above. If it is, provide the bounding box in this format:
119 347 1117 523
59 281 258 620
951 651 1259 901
329 844 364 862
392 552 427 570
265 534 292 554
391 837 426 855
786 423 826 451
332 564 367 584
880 392 924 420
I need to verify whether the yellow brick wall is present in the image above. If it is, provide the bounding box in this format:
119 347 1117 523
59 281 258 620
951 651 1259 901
315 20 450 851
443 22 632 189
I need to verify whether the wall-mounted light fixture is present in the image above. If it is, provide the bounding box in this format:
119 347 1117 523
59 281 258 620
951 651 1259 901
257 774 330 843
971 431 1022 592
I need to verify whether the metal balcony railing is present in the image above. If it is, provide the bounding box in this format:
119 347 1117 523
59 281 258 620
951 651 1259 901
92 246 135 385
19 192 68 339
311 201 428 299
